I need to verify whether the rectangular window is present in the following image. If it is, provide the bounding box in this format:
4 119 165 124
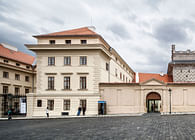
106 63 109 71
64 77 70 89
15 74 20 80
80 56 87 65
48 57 55 66
4 59 8 63
47 100 54 110
26 65 30 69
65 40 71 44
123 75 125 81
64 56 71 65
64 99 70 110
15 87 20 95
49 40 55 44
115 69 118 77
48 77 54 90
25 88 29 94
3 86 8 94
80 99 87 109
120 73 122 80
37 100 42 107
80 77 86 89
16 63 20 66
81 40 87 44
3 71 9 78
25 76 29 82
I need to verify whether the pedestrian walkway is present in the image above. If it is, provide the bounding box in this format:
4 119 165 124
0 113 143 120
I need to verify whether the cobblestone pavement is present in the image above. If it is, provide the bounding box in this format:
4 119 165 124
1 114 195 140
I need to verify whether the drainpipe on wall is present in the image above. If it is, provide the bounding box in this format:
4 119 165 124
32 66 35 93
108 61 110 83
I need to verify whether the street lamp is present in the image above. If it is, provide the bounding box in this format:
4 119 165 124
168 88 172 114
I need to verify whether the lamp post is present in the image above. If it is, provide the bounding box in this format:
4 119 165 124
168 88 172 114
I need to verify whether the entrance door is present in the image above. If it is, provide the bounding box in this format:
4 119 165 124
146 92 161 113
147 100 161 113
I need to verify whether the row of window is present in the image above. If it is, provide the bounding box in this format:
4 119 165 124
48 56 87 66
48 76 87 90
3 86 29 94
115 69 131 82
3 59 31 69
3 71 30 82
37 99 87 111
49 39 87 45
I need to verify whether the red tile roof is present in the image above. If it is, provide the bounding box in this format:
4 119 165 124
139 73 173 83
0 44 35 65
34 27 98 37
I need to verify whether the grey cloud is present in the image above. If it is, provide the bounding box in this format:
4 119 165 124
153 19 191 44
0 26 36 56
107 23 130 39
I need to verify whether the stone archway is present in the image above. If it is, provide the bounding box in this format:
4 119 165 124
146 92 161 113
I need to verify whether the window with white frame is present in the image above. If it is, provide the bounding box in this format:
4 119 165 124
64 77 70 89
63 99 70 110
48 77 54 90
80 77 87 89
47 100 54 110
80 56 87 65
64 56 71 65
48 57 55 66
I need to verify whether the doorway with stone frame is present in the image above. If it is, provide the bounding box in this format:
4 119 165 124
146 92 161 113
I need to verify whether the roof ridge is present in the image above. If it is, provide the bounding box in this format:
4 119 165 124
34 26 98 37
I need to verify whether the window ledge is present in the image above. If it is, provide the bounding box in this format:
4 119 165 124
46 89 56 91
78 89 88 91
61 89 72 91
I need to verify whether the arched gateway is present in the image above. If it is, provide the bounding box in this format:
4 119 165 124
146 92 161 113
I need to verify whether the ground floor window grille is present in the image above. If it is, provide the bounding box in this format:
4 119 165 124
64 99 70 110
47 100 54 110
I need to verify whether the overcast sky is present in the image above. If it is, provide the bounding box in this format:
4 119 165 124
1 0 195 73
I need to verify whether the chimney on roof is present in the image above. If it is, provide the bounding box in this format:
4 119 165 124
171 44 175 61
136 72 139 83
87 26 96 31
1 43 18 52
160 72 164 77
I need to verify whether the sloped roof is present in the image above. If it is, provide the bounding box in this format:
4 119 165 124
139 73 173 83
34 27 98 37
0 44 35 65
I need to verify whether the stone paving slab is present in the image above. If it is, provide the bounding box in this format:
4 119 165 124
0 114 195 140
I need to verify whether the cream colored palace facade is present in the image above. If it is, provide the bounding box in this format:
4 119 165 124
26 27 134 117
0 43 35 117
5 26 192 117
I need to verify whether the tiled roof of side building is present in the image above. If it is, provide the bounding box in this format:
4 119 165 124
0 44 35 65
138 73 173 83
33 27 98 37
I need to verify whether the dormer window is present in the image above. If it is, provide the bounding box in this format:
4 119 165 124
4 60 8 63
65 40 71 44
49 40 55 44
16 63 20 66
81 40 87 44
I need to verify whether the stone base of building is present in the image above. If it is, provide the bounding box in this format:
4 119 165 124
161 112 195 115
27 93 100 117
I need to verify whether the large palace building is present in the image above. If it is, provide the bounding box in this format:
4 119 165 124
25 27 134 117
1 27 195 117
